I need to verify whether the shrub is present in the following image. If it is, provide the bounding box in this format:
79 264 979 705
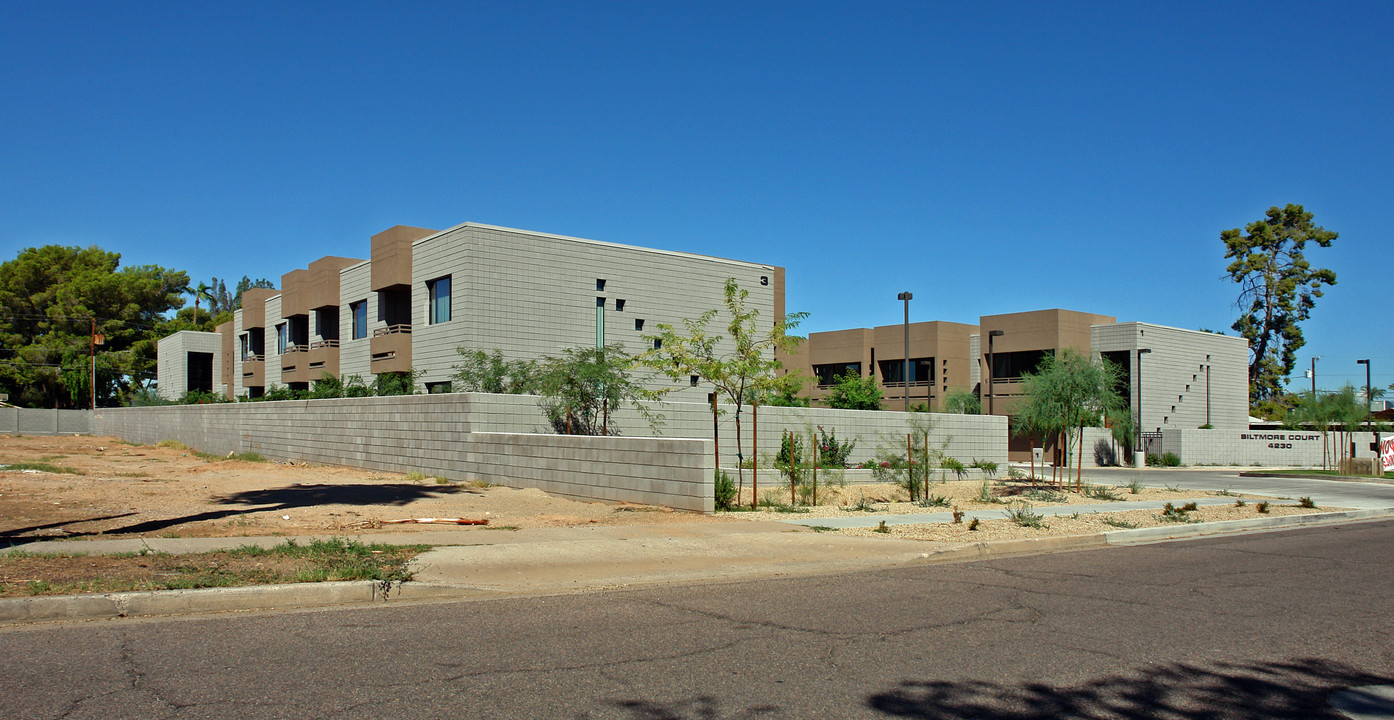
974 480 1001 504
873 520 890 534
971 459 999 479
1146 453 1161 467
1024 488 1066 503
714 470 736 511
1160 452 1182 467
1126 478 1144 494
1256 501 1270 513
1084 484 1123 501
920 494 951 508
1005 501 1046 528
967 517 980 531
816 426 855 468
1102 517 1139 529
951 507 964 523
941 457 968 481
1298 496 1316 509
1234 499 1247 507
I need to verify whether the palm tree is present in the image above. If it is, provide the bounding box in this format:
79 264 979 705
191 282 213 324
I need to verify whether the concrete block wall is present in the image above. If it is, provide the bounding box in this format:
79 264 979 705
470 432 713 512
461 393 1009 468
0 409 92 435
1162 428 1387 467
91 395 712 511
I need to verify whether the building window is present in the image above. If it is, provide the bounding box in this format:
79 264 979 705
426 381 452 394
653 338 662 350
814 363 862 387
615 299 625 311
635 319 644 331
276 324 287 355
351 300 367 340
690 375 699 387
240 334 250 360
596 279 606 291
427 276 451 324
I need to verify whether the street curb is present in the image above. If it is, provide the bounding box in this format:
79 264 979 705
0 580 479 626
1100 507 1394 545
1238 471 1392 485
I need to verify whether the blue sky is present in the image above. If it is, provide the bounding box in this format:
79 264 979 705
3 1 1390 392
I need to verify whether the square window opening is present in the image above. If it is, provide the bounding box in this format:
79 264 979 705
690 375 699 387
596 279 606 291
615 299 625 311
635 319 644 331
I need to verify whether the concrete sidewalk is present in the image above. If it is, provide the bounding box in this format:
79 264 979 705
6 510 1394 625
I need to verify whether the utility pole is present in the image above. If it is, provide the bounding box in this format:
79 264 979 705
897 292 912 412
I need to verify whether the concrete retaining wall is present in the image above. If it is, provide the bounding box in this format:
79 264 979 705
90 393 1006 511
1163 428 1387 467
0 409 92 435
92 395 714 512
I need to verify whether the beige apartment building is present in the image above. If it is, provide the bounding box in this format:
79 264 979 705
789 308 1249 460
159 222 784 401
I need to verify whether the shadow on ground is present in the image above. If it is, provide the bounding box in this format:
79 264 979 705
867 657 1389 719
1 483 469 546
589 658 1388 719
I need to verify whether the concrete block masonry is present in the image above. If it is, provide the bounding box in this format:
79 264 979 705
91 393 1006 512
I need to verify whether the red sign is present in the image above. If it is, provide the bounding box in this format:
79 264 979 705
1381 437 1394 472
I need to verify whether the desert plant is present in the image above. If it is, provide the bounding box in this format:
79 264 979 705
967 517 981 531
1298 496 1316 508
1084 484 1123 501
941 457 968 482
1007 466 1026 480
1023 488 1066 503
816 426 855 468
970 458 999 479
1159 502 1197 523
1234 499 1247 507
1005 501 1046 528
974 480 1001 504
873 520 890 534
1146 453 1161 467
1102 517 1139 529
714 469 736 511
1256 501 1270 513
1159 452 1182 467
951 507 964 523
920 494 951 508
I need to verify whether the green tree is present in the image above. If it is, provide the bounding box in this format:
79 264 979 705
452 348 540 394
1223 204 1337 403
1016 349 1123 489
537 344 660 436
824 371 884 411
942 387 981 414
0 245 188 407
639 278 807 508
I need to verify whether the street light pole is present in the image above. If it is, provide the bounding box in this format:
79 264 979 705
987 330 1004 415
1136 348 1151 465
1359 359 1378 477
897 292 912 412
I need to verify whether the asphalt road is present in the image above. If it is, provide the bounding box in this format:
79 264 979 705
3 519 1393 719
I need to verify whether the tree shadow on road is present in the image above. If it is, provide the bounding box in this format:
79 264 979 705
866 657 1390 719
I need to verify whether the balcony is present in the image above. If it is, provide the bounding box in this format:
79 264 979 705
370 325 412 374
281 345 310 385
240 355 266 387
307 340 340 379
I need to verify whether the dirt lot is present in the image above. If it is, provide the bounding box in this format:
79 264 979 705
1 435 1337 547
0 435 728 542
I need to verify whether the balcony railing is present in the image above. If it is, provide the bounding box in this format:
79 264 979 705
310 339 340 349
241 354 265 362
881 380 934 389
374 324 412 337
282 344 308 354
